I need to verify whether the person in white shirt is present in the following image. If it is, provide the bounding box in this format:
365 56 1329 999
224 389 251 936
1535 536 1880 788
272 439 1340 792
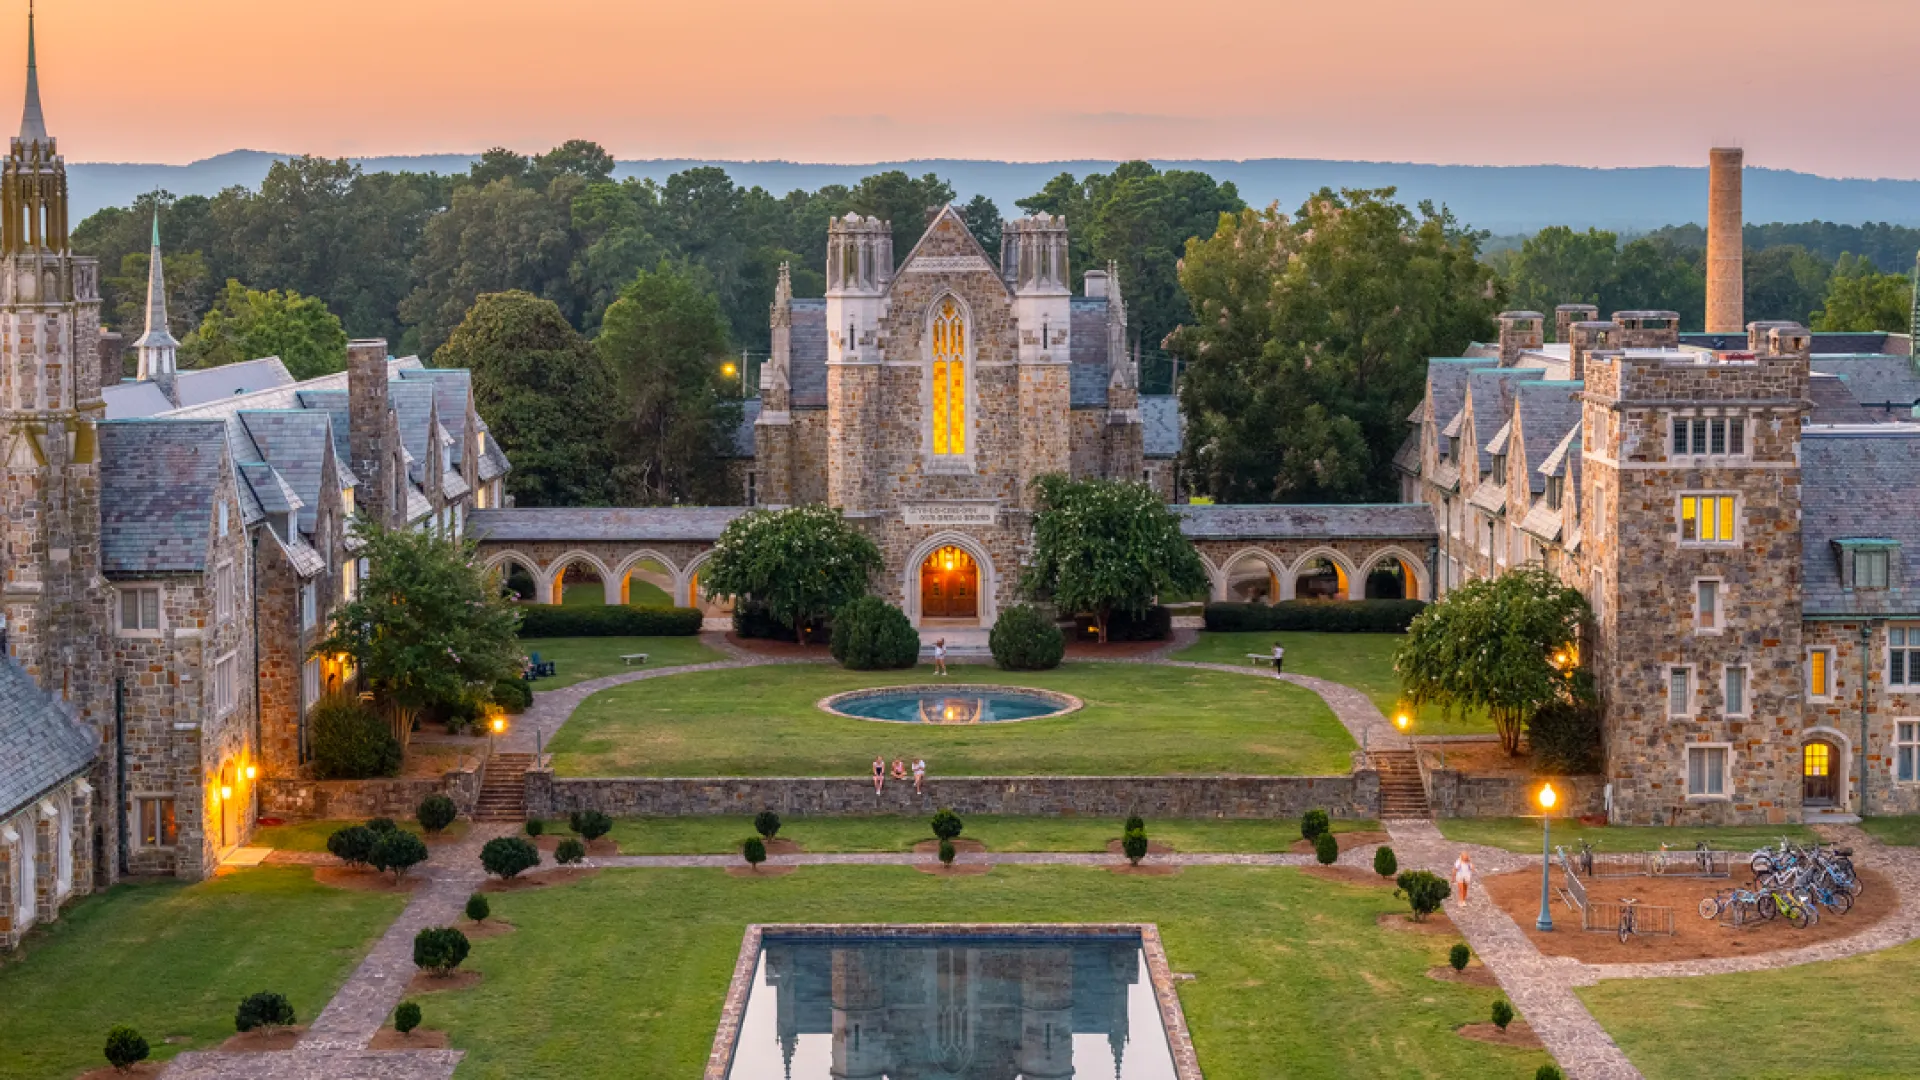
1271 641 1286 678
912 758 926 794
1452 851 1474 902
933 638 948 676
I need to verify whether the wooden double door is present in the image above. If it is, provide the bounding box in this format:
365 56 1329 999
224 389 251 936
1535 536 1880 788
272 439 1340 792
920 546 978 620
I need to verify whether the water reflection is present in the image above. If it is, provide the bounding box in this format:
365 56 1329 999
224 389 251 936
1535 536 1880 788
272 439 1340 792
725 933 1180 1079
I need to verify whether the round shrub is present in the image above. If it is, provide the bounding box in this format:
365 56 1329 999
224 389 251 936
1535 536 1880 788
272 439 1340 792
938 838 956 866
492 676 533 714
930 809 964 842
754 810 782 840
1528 699 1603 774
371 830 430 880
1449 943 1470 971
234 991 295 1034
480 836 540 880
1313 831 1339 865
1395 869 1449 922
465 893 490 923
569 809 612 843
327 824 378 868
1535 1067 1565 1080
417 794 458 834
309 693 402 780
1122 828 1149 866
1491 999 1514 1030
1373 845 1398 878
394 1001 422 1036
524 818 544 837
829 596 921 670
104 1026 149 1072
555 837 586 865
365 817 399 836
988 604 1064 671
1300 809 1330 842
1124 815 1145 834
413 927 471 976
743 836 767 868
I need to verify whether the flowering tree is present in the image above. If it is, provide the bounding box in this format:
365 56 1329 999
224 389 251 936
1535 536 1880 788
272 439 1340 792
1020 475 1207 643
699 505 882 645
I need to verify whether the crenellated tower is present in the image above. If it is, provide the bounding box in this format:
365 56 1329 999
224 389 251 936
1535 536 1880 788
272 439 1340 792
1002 214 1072 504
824 213 889 513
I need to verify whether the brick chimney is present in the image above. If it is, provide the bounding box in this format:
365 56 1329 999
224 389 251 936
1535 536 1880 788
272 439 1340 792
1707 148 1744 333
1496 311 1544 367
346 339 393 527
1554 304 1598 345
1568 320 1618 382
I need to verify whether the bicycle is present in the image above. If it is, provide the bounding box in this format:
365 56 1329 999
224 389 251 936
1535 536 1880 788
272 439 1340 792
1698 883 1764 922
1650 843 1670 876
1757 880 1817 929
1617 897 1644 943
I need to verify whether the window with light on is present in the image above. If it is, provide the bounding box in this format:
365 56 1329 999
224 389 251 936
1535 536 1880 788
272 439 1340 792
930 299 966 456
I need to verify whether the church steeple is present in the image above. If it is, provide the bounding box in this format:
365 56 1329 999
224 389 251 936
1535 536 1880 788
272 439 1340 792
3 1 65 256
18 0 44 145
135 210 178 394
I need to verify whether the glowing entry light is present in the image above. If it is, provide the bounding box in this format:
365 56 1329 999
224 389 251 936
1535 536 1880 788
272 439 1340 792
219 785 232 801
244 765 257 780
1538 782 1557 811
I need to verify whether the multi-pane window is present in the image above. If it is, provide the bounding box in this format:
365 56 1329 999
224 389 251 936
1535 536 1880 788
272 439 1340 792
119 587 160 631
1545 474 1563 509
1808 648 1834 699
137 798 178 846
1696 580 1720 632
302 657 321 707
1672 416 1746 457
1856 548 1891 589
1891 625 1920 688
1899 721 1920 783
1680 494 1737 544
930 299 967 456
1687 745 1729 797
1724 665 1748 716
214 654 238 716
1668 666 1693 717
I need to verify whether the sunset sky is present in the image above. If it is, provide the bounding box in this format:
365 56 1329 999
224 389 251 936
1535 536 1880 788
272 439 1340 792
28 0 1920 176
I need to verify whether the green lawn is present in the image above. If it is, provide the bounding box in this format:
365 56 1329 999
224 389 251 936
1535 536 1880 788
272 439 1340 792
426 866 1548 1079
517 635 724 690
253 817 470 852
0 867 404 1079
604 814 1382 854
548 662 1355 777
1582 937 1920 1079
1437 817 1817 855
1859 815 1920 846
1173 631 1494 735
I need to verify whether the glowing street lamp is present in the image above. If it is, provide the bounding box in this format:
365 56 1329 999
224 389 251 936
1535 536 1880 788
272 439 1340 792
1536 782 1558 932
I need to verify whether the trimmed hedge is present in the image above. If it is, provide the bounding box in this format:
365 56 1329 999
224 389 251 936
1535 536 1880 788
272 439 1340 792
310 694 402 780
516 605 703 638
830 596 920 670
1203 599 1427 633
1073 606 1172 642
989 604 1064 671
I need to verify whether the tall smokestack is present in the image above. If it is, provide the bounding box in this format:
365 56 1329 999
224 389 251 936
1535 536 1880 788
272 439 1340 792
1707 147 1744 333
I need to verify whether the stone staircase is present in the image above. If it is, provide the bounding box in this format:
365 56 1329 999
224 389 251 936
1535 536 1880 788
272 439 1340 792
1372 748 1430 819
473 752 533 823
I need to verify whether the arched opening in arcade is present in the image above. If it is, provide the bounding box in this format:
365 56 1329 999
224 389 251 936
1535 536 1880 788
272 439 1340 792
686 566 736 621
554 559 607 606
498 560 538 602
620 558 676 606
1364 557 1420 600
1224 554 1279 604
1294 557 1349 601
920 545 979 623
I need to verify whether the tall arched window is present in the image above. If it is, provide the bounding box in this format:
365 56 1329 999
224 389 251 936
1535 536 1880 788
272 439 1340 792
931 299 966 456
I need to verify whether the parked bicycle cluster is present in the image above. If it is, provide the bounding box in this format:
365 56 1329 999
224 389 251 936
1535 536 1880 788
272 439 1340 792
1697 838 1862 930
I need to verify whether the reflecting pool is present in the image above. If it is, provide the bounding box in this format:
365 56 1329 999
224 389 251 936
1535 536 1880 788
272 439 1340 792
820 685 1080 724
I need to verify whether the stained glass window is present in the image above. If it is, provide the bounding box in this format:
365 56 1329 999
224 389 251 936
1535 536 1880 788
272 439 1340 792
931 299 966 455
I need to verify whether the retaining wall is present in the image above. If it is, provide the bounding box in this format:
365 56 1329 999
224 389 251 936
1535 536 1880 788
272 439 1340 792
262 765 481 820
1426 769 1606 818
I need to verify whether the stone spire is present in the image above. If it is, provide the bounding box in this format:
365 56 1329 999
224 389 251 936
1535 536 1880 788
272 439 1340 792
17 1 44 145
1105 260 1136 393
1910 250 1919 363
134 209 178 394
763 261 791 394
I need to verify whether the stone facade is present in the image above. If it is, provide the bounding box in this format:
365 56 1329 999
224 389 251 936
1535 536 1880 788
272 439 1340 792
260 764 481 821
0 776 91 949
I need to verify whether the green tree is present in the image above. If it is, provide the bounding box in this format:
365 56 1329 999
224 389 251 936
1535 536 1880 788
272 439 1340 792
401 178 580 357
1812 259 1912 333
312 522 523 729
1504 226 1618 328
103 248 211 363
1021 475 1206 643
180 279 349 380
1395 565 1590 755
434 290 619 507
700 505 883 645
1172 190 1498 503
958 194 1002 261
846 170 957 262
1744 243 1831 324
597 262 741 505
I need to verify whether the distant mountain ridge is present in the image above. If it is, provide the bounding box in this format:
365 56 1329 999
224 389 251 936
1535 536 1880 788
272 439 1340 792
68 150 1920 235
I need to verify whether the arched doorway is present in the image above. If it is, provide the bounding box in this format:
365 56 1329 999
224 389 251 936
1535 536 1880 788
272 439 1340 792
620 557 675 606
555 560 605 607
920 546 979 621
1294 556 1349 601
1803 740 1839 807
1224 553 1279 604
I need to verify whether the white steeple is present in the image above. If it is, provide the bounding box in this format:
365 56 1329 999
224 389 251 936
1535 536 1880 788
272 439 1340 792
18 0 45 145
134 210 178 392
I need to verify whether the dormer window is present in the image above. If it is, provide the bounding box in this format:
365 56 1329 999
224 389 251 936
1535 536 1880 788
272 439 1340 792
1448 436 1460 463
341 486 356 518
1546 475 1564 510
1855 547 1892 590
1491 454 1507 483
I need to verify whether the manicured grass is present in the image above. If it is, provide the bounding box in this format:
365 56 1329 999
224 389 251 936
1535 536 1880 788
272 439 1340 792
517 635 724 690
1437 817 1818 855
1859 815 1920 846
605 814 1383 854
427 866 1549 1079
252 817 469 853
0 867 404 1079
1582 936 1920 1079
1174 631 1495 735
548 662 1355 777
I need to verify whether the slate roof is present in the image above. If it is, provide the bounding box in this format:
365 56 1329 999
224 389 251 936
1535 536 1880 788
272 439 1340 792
387 380 439 484
237 461 301 516
238 411 335 536
0 656 97 819
730 399 762 457
1802 426 1920 616
1142 395 1181 458
172 357 295 407
101 379 174 419
789 299 829 408
1680 331 1898 355
1808 355 1920 409
468 507 750 543
1514 381 1584 494
398 368 476 467
293 390 356 476
1069 296 1112 407
97 420 225 575
1807 373 1876 425
1174 503 1437 540
1391 429 1422 475
1426 358 1499 431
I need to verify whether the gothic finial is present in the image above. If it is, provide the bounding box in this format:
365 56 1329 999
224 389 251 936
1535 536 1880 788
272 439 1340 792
19 0 46 144
774 261 791 307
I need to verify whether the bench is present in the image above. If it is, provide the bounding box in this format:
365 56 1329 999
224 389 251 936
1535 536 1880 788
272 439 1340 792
620 653 649 666
1246 653 1279 666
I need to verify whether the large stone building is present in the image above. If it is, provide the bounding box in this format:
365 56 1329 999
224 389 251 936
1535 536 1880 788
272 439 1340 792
0 11 508 947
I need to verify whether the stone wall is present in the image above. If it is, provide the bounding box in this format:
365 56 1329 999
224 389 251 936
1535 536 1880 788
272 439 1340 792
0 775 94 950
261 763 480 821
1427 770 1606 819
525 769 1377 820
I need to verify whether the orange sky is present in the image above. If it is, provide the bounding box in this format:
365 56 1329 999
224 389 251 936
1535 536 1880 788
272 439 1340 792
27 0 1920 176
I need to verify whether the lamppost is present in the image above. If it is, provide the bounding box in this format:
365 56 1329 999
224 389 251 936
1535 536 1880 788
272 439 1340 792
489 713 506 755
1536 782 1558 932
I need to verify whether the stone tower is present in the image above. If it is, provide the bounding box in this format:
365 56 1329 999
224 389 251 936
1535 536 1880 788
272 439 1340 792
1706 148 1745 333
1003 214 1072 505
132 211 177 397
0 4 110 843
824 214 890 514
1092 264 1143 481
1581 317 1809 824
754 261 795 506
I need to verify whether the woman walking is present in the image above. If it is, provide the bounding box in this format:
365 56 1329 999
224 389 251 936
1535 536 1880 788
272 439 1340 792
1452 851 1474 903
872 755 886 795
933 638 948 676
1270 640 1286 678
